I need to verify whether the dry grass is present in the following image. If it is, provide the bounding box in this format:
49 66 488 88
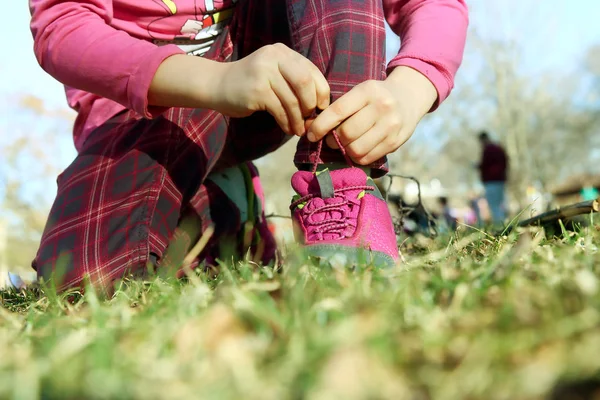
1 224 600 400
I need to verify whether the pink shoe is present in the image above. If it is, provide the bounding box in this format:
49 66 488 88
290 135 399 267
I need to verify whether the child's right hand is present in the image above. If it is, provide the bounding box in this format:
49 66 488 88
214 43 330 136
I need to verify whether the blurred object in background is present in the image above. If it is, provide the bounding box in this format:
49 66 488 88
550 173 600 206
0 221 35 289
0 271 30 290
1 95 75 274
525 183 551 218
437 196 458 232
581 185 600 201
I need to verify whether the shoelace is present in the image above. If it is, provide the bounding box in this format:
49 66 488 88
291 130 374 238
310 130 354 173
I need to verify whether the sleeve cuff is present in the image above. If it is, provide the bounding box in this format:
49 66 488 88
127 44 186 119
386 56 454 112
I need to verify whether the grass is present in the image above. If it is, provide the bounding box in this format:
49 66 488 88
1 225 600 400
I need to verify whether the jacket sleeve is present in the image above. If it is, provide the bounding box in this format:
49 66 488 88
383 0 469 109
29 0 184 118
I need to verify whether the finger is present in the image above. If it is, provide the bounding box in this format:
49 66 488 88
354 139 393 166
304 117 315 132
276 47 330 115
307 63 331 111
307 89 368 142
350 121 410 165
335 104 378 147
279 61 317 118
264 90 292 135
270 74 305 136
288 52 330 110
345 124 387 164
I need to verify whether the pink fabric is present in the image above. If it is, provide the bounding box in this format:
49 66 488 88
29 0 468 151
251 175 265 206
291 168 399 261
384 0 469 110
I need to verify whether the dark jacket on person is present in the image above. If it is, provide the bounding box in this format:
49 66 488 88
479 143 508 182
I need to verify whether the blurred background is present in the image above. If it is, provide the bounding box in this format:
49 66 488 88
1 1 599 270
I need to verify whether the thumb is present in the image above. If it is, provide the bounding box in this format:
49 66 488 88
305 118 339 149
304 118 315 133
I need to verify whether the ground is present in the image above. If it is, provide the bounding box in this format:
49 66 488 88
1 224 600 400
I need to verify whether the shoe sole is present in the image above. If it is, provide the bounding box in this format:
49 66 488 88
302 244 397 268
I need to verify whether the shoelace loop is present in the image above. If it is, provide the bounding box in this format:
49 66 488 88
311 130 354 173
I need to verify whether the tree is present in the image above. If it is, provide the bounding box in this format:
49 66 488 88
384 2 600 212
0 94 75 270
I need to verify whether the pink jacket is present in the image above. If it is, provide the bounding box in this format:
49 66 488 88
29 0 468 151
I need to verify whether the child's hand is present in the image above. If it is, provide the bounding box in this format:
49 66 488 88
216 43 330 136
306 66 437 165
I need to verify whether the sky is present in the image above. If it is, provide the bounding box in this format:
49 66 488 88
3 1 598 111
0 0 599 203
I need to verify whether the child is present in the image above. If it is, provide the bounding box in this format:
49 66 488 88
29 0 468 291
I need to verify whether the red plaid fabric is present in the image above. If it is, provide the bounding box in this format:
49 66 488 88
34 0 388 291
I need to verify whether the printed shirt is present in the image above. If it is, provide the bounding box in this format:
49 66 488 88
126 0 238 57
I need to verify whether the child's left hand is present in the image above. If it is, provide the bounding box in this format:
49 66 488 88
306 66 438 165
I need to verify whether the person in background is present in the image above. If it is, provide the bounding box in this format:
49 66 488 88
477 131 508 224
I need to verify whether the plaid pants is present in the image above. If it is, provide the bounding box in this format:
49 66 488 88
34 0 387 290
